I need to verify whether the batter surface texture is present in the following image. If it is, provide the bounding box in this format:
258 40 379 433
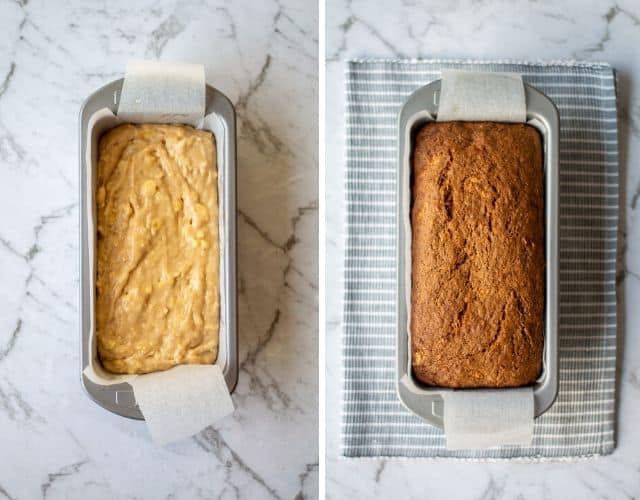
96 123 219 374
411 121 544 388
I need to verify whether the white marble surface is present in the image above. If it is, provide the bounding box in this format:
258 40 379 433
326 0 640 498
0 1 317 499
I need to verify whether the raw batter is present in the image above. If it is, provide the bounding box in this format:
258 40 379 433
96 124 219 374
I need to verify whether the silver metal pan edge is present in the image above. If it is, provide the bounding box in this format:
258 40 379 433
79 79 238 420
396 79 559 429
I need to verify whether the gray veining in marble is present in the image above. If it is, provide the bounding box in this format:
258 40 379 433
0 0 318 499
326 0 640 498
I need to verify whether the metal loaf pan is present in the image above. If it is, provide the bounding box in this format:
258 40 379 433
396 79 559 428
79 79 238 419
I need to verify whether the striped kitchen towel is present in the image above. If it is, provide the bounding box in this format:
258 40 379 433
341 59 619 459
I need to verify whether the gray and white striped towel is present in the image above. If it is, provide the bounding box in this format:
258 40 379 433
341 60 619 459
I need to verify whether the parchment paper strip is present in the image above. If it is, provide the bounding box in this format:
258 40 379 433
131 365 234 445
117 60 206 126
443 389 534 450
437 69 526 122
421 69 532 449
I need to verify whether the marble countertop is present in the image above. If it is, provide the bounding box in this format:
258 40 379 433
326 0 640 498
0 0 317 499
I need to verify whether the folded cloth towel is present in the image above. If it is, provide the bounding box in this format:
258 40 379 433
341 59 618 459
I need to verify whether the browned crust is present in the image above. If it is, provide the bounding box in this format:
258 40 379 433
411 122 544 388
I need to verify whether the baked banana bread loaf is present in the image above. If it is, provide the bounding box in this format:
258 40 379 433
96 124 219 374
411 121 544 388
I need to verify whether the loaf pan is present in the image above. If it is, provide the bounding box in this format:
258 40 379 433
396 79 559 428
79 79 238 419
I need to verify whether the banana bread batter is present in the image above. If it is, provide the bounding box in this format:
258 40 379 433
96 124 219 374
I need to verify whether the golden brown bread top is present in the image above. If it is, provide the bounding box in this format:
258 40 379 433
96 123 219 374
411 122 544 388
